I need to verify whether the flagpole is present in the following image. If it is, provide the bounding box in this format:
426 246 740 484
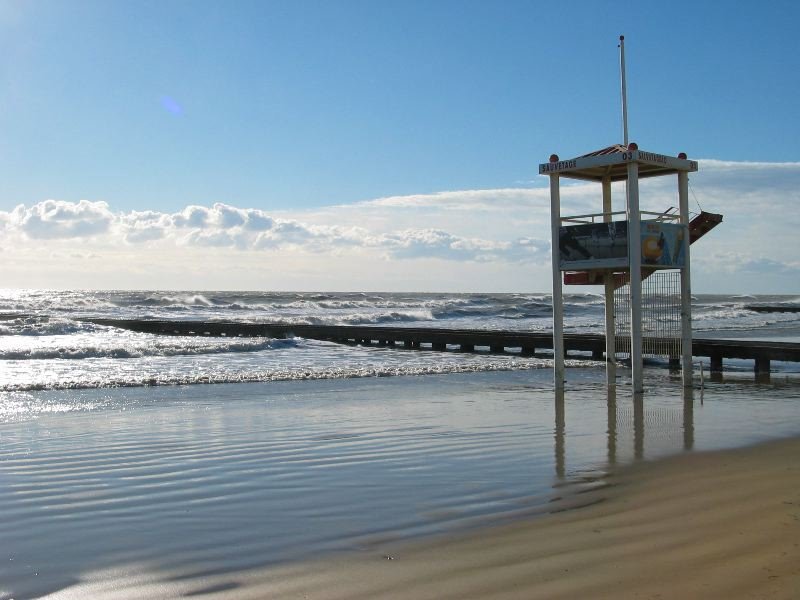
619 35 629 145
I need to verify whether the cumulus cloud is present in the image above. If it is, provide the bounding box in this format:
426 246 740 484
7 199 113 239
243 212 275 232
172 205 210 229
169 203 276 231
0 199 546 263
379 229 490 261
248 220 364 252
111 204 280 248
0 158 797 287
118 210 173 243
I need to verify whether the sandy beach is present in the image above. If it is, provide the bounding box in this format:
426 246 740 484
36 435 799 599
221 437 799 600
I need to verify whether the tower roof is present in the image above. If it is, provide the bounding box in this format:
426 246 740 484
539 144 698 182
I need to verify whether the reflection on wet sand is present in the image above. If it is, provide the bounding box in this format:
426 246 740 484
553 384 697 478
554 389 565 479
607 386 617 466
683 388 694 451
634 392 644 460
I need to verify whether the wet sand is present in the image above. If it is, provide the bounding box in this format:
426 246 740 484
43 436 800 599
232 437 800 600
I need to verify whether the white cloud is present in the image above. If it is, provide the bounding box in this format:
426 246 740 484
360 188 548 211
169 203 277 231
379 229 495 261
171 205 209 228
242 211 275 232
688 160 800 211
8 199 114 239
182 229 237 248
703 252 800 277
0 159 798 292
118 210 172 243
0 199 543 263
699 159 800 172
373 229 548 263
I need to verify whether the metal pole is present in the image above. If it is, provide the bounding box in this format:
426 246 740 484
602 176 616 386
627 159 644 393
549 173 565 390
678 171 693 387
619 35 629 145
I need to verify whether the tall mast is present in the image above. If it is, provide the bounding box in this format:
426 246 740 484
619 35 629 145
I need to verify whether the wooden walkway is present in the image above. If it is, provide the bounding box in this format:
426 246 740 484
85 318 800 375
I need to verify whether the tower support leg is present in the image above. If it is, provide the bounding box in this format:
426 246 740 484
602 177 616 386
678 171 693 387
550 173 565 390
627 161 644 393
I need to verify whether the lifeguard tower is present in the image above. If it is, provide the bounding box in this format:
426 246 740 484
541 37 721 393
542 144 710 393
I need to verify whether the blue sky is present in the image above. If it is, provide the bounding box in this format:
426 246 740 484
1 0 799 292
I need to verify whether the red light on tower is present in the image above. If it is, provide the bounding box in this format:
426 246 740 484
678 152 687 159
549 154 559 163
627 142 638 151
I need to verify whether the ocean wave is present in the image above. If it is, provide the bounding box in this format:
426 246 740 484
0 358 576 393
223 297 486 313
111 294 565 319
692 304 800 330
0 294 115 313
431 303 551 320
770 298 800 308
563 293 605 305
249 310 437 326
0 317 94 337
0 337 293 361
135 294 217 307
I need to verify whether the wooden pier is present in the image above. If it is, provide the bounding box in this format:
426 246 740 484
85 318 800 376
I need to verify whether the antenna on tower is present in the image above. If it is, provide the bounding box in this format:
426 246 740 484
619 35 629 145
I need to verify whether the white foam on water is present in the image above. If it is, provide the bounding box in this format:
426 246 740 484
1 290 798 394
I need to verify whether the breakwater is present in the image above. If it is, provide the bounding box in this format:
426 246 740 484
85 318 800 375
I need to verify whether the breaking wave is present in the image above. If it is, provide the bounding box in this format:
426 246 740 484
0 358 568 392
0 317 94 337
0 337 292 361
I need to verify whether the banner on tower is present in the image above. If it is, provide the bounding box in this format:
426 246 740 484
559 221 686 270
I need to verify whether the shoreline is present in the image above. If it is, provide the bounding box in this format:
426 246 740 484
226 436 800 600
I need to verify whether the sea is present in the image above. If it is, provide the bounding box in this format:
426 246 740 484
1 290 800 597
2 290 799 396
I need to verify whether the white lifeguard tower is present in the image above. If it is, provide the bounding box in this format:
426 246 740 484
540 36 720 393
541 143 699 393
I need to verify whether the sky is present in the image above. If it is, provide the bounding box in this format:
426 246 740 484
0 0 798 293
